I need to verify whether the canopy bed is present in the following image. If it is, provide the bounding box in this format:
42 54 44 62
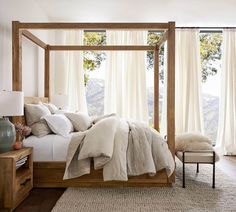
12 21 175 187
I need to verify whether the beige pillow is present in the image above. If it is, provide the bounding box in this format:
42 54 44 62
43 103 58 114
65 112 92 132
175 133 212 152
31 119 52 137
25 103 51 126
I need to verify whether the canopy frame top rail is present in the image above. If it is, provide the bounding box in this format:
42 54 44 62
16 22 170 30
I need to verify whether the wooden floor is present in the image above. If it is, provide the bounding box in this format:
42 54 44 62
14 156 236 212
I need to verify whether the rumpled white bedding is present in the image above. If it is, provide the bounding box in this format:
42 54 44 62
63 116 175 181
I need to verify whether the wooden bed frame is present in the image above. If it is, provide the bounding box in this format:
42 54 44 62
12 21 175 187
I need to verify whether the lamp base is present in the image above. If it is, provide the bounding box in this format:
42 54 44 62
0 118 16 153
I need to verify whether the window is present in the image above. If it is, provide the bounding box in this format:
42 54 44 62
83 31 106 116
147 31 164 126
200 32 223 141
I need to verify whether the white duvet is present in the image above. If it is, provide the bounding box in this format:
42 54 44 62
63 116 175 181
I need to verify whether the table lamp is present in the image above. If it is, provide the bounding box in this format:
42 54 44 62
0 91 24 153
51 94 69 110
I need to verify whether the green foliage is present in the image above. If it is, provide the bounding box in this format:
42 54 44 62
83 31 106 85
147 32 165 82
200 33 222 82
147 32 161 69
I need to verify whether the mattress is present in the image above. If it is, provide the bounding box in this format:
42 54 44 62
23 134 74 161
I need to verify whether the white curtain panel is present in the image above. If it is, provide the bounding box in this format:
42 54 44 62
175 29 204 134
52 31 88 113
216 30 236 155
64 31 87 113
123 31 149 123
104 31 148 123
104 31 124 115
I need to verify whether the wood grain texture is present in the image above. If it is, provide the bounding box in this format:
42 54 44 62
154 48 159 131
158 30 168 47
33 162 172 188
12 21 22 92
48 45 157 51
44 47 50 98
167 22 176 182
0 148 33 211
17 22 169 30
22 30 47 49
24 97 48 104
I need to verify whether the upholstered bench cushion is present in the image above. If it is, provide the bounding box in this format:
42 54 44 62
176 151 214 163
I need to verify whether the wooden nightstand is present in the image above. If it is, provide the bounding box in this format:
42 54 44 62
0 147 33 212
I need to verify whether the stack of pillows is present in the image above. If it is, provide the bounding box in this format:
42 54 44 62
25 102 92 137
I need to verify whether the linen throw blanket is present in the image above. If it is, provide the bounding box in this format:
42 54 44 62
63 116 175 181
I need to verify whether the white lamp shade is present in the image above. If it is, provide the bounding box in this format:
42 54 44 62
0 91 24 116
51 94 69 109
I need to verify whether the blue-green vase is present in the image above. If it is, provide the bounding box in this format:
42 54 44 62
0 118 16 153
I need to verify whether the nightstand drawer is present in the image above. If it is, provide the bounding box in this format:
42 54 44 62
14 177 32 207
15 168 32 193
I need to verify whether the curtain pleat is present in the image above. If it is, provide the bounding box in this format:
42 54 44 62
104 31 148 123
216 30 236 155
51 30 88 113
175 29 204 134
104 31 124 115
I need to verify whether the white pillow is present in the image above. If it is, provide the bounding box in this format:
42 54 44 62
65 112 92 132
25 103 51 126
43 103 58 114
43 114 74 137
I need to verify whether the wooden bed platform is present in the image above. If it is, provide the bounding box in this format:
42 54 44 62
12 21 175 187
34 162 173 188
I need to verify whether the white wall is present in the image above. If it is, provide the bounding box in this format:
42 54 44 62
0 0 49 96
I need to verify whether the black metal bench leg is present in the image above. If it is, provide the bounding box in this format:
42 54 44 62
183 152 185 188
213 152 215 188
196 163 199 173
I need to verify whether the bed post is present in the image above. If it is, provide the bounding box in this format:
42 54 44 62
12 21 22 92
167 22 175 158
154 46 159 131
45 46 50 98
12 21 23 124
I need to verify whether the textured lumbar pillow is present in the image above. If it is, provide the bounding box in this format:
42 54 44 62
30 119 52 137
65 112 92 132
25 103 51 126
43 114 74 137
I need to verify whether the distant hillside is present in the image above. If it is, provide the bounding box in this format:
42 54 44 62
86 78 219 141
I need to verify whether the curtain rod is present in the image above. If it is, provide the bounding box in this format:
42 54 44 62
176 27 236 29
